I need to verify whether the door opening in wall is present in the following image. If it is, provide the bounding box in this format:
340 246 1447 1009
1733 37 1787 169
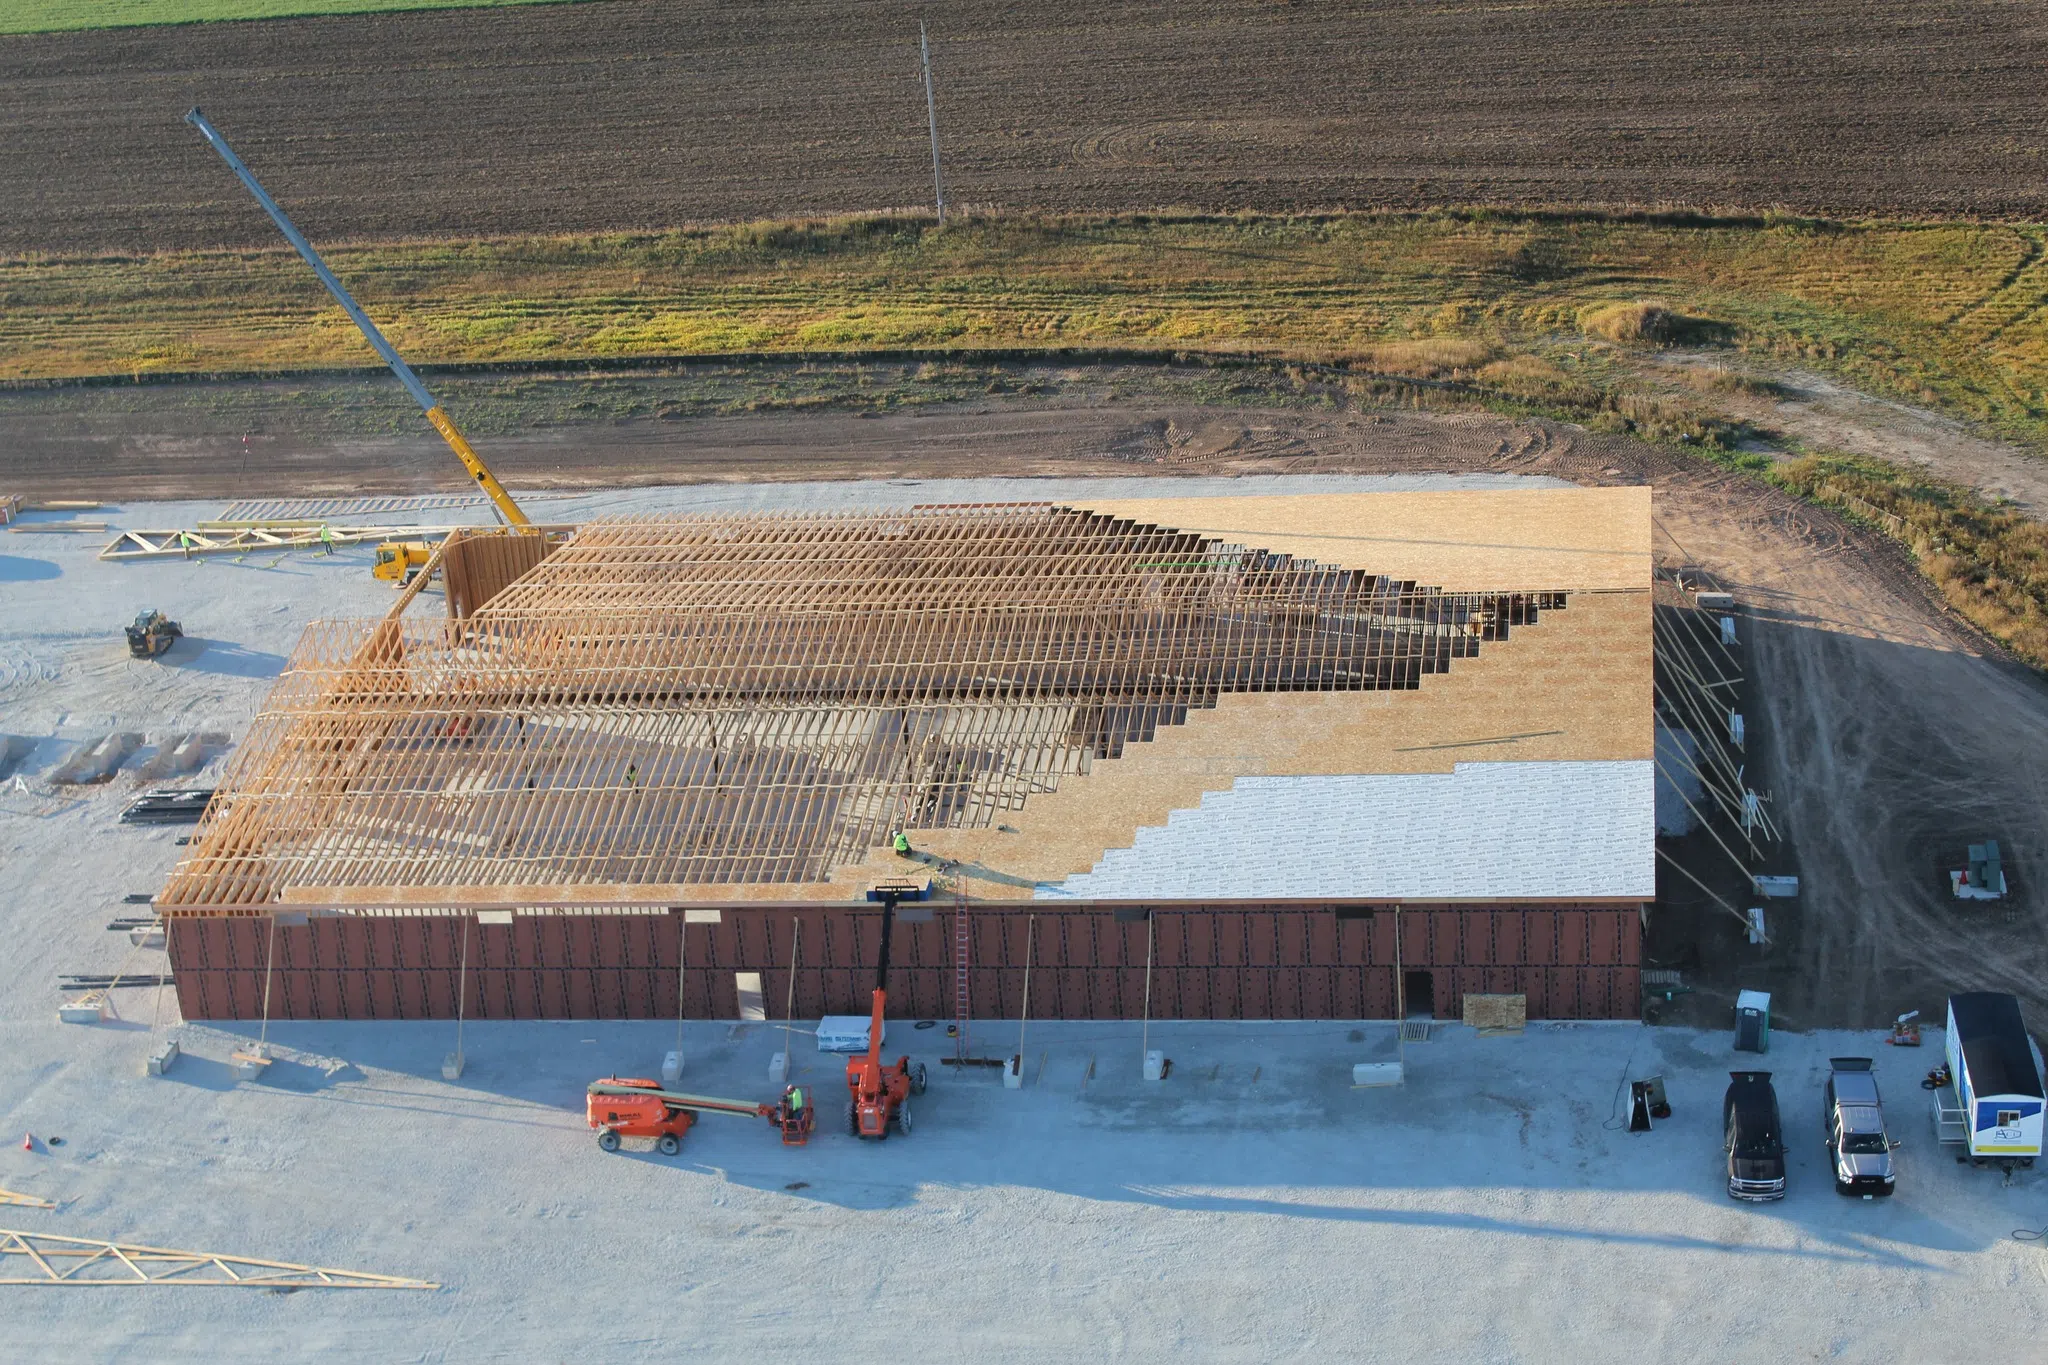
1403 970 1435 1019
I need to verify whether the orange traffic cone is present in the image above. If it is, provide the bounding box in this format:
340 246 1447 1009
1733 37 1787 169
21 1133 33 1152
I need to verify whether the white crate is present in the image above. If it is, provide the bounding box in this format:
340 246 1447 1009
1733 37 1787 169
818 1016 881 1052
1352 1061 1405 1088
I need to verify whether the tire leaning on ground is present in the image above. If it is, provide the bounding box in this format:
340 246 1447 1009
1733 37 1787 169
598 1129 621 1153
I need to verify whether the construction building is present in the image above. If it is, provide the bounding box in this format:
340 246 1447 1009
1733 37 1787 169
156 486 1654 1024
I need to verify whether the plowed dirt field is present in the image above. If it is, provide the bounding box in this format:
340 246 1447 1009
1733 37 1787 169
4 0 2046 255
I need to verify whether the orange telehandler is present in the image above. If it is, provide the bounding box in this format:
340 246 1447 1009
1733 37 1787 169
845 886 929 1138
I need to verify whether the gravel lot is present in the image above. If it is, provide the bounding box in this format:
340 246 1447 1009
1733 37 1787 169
5 476 2048 1359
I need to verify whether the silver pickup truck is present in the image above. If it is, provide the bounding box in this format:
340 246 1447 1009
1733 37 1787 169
1823 1057 1895 1197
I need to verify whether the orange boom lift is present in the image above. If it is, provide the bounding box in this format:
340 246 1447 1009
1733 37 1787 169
586 1081 814 1155
846 886 929 1138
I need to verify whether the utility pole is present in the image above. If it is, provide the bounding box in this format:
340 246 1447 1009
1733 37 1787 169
919 20 945 223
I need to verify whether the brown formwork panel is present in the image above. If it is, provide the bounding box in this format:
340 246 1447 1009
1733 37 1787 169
1559 911 1589 969
1463 913 1496 967
442 529 555 620
167 902 1644 1023
1494 912 1526 968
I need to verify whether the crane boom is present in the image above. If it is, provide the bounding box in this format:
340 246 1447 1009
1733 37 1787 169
183 108 529 528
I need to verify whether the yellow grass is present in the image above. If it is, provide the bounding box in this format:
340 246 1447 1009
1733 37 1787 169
1581 301 1672 344
1771 453 2048 667
4 210 2048 447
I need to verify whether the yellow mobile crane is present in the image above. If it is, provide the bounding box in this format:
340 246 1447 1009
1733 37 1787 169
185 109 530 582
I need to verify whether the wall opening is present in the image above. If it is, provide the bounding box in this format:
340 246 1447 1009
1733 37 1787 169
1403 970 1436 1019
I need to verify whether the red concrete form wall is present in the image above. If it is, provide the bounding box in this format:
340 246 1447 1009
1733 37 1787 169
167 902 1643 1023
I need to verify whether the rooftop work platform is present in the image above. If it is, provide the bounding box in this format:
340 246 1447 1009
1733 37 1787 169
156 488 1652 914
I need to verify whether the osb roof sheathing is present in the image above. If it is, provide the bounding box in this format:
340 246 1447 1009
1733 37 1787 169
1070 487 1652 591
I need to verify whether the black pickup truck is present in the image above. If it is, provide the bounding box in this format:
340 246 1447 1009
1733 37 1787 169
1724 1071 1787 1201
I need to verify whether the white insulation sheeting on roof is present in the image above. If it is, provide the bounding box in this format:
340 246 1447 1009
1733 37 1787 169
1037 761 1656 902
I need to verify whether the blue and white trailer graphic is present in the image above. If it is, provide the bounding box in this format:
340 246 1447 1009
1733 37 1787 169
1944 992 2045 1160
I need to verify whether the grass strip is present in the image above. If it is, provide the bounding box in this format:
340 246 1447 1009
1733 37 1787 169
0 0 589 35
4 210 2048 449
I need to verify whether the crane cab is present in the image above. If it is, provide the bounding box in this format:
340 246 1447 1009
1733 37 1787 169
373 541 433 585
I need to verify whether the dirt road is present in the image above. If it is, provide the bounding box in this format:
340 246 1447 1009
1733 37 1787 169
0 392 1620 500
1654 352 2048 516
1656 469 2048 1030
5 0 2048 255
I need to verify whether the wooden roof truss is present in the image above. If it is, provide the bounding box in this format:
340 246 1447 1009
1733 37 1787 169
159 504 1564 911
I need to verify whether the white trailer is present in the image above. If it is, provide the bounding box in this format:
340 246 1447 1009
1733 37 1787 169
1939 993 2045 1164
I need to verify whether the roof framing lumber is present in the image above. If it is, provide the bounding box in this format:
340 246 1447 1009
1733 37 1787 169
0 1228 439 1288
99 524 468 561
160 502 1582 913
99 522 573 562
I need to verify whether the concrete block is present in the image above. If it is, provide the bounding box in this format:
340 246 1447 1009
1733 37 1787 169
147 1038 180 1076
128 923 165 949
441 1052 465 1081
57 995 106 1024
1003 1055 1024 1089
1143 1049 1166 1081
1353 1061 1404 1088
232 1043 271 1080
661 1050 684 1087
768 1051 787 1085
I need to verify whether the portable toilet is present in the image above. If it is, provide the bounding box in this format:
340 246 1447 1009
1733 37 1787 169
1734 989 1771 1053
1945 992 2045 1161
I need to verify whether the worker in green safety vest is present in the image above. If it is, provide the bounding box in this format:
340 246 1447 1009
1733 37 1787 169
893 829 912 857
